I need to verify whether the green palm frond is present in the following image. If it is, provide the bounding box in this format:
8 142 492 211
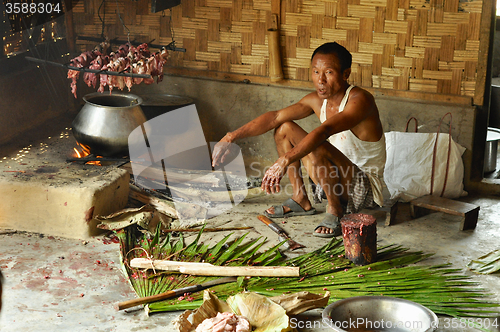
116 225 499 324
468 249 500 274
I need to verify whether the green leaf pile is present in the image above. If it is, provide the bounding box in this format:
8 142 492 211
116 225 499 330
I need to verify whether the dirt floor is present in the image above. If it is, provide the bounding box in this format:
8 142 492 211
0 186 499 332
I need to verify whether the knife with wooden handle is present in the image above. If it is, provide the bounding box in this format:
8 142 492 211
115 276 237 311
130 258 300 277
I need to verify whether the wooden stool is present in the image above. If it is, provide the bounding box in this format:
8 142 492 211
409 195 480 231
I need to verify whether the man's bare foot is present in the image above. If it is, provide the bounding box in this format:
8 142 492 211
265 197 314 218
314 213 341 237
315 226 335 234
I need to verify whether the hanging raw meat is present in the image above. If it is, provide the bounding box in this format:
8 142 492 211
67 42 168 98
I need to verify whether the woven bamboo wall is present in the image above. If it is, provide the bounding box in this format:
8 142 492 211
71 0 489 105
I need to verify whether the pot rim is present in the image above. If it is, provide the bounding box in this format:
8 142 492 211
322 295 438 332
83 92 144 109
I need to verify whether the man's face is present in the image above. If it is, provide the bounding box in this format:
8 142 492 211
311 53 350 99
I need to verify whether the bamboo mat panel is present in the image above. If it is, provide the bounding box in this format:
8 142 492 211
71 0 487 104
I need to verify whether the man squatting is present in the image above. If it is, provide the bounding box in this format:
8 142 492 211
212 42 386 237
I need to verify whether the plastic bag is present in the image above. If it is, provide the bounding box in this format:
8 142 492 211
383 115 467 202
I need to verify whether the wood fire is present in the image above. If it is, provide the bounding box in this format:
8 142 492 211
73 142 102 166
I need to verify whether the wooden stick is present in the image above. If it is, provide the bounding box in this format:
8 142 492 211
162 227 253 233
130 258 300 277
115 276 237 310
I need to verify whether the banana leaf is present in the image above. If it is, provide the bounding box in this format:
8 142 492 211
468 249 500 274
116 225 499 331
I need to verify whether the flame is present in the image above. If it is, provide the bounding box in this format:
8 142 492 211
73 142 102 166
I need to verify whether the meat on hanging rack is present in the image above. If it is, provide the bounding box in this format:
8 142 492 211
67 41 168 98
25 41 169 98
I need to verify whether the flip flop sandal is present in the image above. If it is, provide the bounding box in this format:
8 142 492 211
264 198 316 218
313 213 342 238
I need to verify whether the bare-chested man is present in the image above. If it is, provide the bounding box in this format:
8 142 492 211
212 42 386 237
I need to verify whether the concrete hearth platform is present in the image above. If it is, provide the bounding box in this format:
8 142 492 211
0 128 129 239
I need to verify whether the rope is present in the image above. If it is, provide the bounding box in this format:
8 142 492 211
115 0 131 44
98 0 106 40
405 117 418 132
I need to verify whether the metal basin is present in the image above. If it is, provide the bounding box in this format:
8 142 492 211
322 296 438 332
72 92 147 157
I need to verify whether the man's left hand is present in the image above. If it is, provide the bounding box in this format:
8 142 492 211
261 157 288 194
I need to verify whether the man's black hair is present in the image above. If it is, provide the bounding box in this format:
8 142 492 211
311 42 352 73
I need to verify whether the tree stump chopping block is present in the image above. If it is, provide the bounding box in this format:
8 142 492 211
341 213 377 266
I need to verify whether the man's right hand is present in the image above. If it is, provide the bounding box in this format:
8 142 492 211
211 138 234 167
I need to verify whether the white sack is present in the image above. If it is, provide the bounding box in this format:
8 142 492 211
384 131 467 202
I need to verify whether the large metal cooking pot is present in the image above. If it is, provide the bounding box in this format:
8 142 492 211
72 92 147 157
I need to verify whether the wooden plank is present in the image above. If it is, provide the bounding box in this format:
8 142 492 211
410 195 479 217
474 0 494 106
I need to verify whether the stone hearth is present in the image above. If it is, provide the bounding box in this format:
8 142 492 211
0 128 129 239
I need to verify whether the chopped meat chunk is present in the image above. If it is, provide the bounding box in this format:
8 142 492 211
195 312 251 332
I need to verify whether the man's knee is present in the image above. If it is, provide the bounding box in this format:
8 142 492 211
274 121 296 139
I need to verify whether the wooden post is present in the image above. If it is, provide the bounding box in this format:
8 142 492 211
63 0 76 53
268 13 283 82
341 213 377 266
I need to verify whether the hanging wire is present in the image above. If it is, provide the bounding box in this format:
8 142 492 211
115 0 130 44
167 9 175 43
98 0 106 40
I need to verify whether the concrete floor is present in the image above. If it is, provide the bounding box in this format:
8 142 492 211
0 183 499 332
